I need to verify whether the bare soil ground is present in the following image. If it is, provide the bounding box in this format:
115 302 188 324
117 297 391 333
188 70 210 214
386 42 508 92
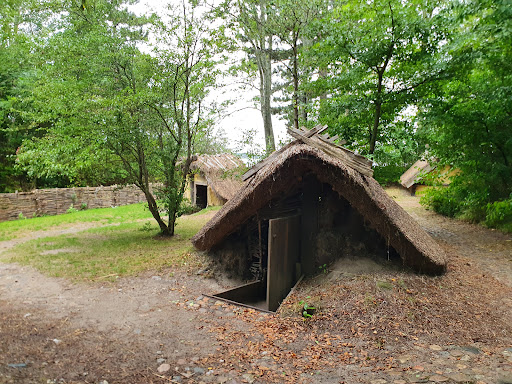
1 189 511 384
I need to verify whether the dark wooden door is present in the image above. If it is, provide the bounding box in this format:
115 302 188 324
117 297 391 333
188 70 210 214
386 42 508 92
266 215 301 312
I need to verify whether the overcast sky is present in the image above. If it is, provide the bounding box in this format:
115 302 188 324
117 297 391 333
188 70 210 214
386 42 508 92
129 0 288 153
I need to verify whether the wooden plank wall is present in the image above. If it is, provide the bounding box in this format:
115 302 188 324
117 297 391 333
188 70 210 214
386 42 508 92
0 185 151 222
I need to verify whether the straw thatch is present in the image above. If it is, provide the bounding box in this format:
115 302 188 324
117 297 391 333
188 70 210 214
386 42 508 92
189 154 244 201
192 143 446 275
400 160 435 189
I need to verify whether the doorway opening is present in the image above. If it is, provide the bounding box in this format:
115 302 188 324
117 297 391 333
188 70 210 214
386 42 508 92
195 184 207 209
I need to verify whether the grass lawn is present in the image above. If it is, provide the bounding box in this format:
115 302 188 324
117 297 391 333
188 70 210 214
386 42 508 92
0 204 220 281
0 203 156 242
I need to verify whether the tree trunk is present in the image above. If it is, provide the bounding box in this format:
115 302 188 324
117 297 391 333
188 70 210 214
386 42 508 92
292 41 299 130
369 71 384 154
144 187 171 236
259 0 275 153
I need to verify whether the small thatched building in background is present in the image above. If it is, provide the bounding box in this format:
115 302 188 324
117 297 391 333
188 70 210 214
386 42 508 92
400 159 459 195
186 154 244 208
192 126 446 312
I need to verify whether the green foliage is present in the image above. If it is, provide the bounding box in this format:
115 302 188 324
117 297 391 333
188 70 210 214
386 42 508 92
298 297 316 318
373 165 407 186
305 0 447 156
418 0 512 226
14 0 225 236
66 204 79 214
485 199 512 233
179 198 201 216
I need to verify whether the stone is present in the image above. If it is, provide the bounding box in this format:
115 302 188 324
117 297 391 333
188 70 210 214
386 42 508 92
242 373 255 383
370 379 387 384
461 346 481 354
157 358 165 364
157 364 171 373
151 276 162 281
460 355 471 361
172 376 182 383
398 354 412 364
177 359 187 366
498 375 512 384
429 375 449 382
429 345 443 351
98 381 109 384
446 372 472 382
450 350 465 357
393 381 407 384
194 367 206 374
217 377 229 383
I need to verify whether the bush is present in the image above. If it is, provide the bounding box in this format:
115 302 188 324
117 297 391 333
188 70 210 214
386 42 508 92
420 187 461 218
420 181 488 222
421 179 511 232
373 165 407 186
66 204 79 214
178 198 200 216
485 198 512 232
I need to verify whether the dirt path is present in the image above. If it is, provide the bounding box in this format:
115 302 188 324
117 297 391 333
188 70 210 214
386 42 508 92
1 193 511 384
387 186 512 289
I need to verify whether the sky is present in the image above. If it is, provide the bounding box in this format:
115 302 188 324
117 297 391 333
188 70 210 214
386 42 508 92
129 0 288 153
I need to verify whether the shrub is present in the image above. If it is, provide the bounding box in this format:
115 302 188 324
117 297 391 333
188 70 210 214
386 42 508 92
485 198 512 232
66 204 79 214
373 165 407 186
178 198 200 216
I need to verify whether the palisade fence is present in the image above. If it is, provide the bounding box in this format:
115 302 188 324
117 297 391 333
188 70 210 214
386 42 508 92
0 184 155 222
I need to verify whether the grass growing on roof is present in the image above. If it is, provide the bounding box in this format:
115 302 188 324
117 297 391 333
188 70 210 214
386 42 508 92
0 205 221 281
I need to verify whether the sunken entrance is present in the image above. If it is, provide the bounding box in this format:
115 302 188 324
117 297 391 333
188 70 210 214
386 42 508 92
210 174 400 312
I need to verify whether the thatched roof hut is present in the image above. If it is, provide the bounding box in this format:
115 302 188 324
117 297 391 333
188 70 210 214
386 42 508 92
191 127 446 311
186 154 244 208
400 160 435 189
400 159 459 195
192 143 446 274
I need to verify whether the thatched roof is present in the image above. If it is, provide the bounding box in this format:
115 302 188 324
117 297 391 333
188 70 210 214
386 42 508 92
191 143 447 275
400 160 435 189
190 154 244 201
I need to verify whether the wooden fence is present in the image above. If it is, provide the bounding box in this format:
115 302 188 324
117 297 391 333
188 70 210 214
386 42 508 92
0 185 150 222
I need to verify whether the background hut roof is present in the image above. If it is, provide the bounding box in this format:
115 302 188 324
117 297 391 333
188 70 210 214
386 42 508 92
191 143 447 275
400 160 435 189
190 154 244 200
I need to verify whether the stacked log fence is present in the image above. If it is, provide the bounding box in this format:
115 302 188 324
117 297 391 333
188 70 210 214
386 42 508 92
0 185 151 222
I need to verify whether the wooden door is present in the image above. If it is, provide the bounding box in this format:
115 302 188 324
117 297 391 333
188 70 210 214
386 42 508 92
267 215 301 312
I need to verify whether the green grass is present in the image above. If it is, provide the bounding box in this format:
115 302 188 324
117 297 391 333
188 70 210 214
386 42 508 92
0 204 221 281
0 203 154 241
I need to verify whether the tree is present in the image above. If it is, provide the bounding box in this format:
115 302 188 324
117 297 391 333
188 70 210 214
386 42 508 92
216 0 276 152
17 0 224 236
270 0 324 130
306 0 448 158
0 0 47 191
418 0 512 221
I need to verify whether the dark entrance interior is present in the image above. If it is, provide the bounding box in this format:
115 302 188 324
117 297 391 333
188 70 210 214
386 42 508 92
195 184 207 209
210 173 401 312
